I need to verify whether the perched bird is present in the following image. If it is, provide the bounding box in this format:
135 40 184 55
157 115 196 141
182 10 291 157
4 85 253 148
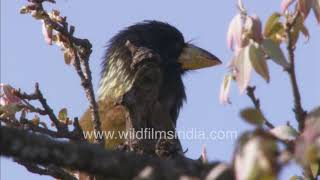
80 21 221 152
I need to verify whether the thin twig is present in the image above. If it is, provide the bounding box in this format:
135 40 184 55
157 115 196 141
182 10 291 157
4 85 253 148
21 99 47 115
14 83 65 131
246 86 275 129
284 13 307 131
8 83 85 141
0 117 83 141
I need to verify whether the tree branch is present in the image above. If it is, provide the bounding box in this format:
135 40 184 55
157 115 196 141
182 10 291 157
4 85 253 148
284 13 307 131
24 0 103 145
15 83 63 130
284 12 314 180
10 83 85 141
246 86 275 129
0 126 234 180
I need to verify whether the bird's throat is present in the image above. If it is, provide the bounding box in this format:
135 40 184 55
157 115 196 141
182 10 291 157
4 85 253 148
98 52 136 102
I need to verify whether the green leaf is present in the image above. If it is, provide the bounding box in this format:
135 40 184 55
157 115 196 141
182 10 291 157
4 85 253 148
269 23 285 44
264 13 282 37
290 175 304 180
240 107 265 126
31 11 45 20
20 6 30 14
310 162 319 178
248 42 270 82
262 39 289 69
32 115 40 126
58 108 68 121
270 125 299 141
63 49 75 65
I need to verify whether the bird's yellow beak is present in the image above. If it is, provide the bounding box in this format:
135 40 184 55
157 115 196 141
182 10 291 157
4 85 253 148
177 44 222 70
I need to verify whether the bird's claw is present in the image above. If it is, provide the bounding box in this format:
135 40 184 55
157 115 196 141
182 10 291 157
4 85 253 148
155 138 182 159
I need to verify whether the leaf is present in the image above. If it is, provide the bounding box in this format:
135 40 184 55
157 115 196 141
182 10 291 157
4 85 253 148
249 15 263 43
248 42 270 82
42 21 53 45
281 0 296 14
219 74 233 104
32 115 40 126
310 162 319 178
227 14 243 51
58 108 68 121
240 108 265 126
20 6 30 14
290 175 304 180
300 24 310 42
264 13 282 37
298 0 314 18
313 0 320 24
270 125 299 141
205 163 229 180
31 11 45 20
63 49 75 65
235 138 260 180
306 107 320 121
1 84 22 104
263 13 285 44
49 10 64 23
235 133 278 180
0 103 23 118
270 24 285 44
234 47 253 94
262 39 290 69
291 14 304 45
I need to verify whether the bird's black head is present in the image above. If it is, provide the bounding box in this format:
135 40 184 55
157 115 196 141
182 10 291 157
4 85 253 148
99 21 221 124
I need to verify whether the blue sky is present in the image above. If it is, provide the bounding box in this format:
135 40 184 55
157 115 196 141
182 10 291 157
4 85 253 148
1 1 320 179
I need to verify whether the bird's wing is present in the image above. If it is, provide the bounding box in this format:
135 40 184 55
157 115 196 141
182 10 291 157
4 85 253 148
80 100 126 149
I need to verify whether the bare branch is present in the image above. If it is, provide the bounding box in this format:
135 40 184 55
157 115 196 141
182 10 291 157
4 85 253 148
14 83 63 130
246 86 275 129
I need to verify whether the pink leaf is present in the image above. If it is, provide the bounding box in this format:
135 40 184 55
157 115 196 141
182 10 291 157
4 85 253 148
0 83 21 105
0 96 8 106
227 14 244 51
201 145 208 163
42 20 53 45
250 15 263 43
234 48 253 94
313 0 320 24
281 0 296 14
298 0 314 19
